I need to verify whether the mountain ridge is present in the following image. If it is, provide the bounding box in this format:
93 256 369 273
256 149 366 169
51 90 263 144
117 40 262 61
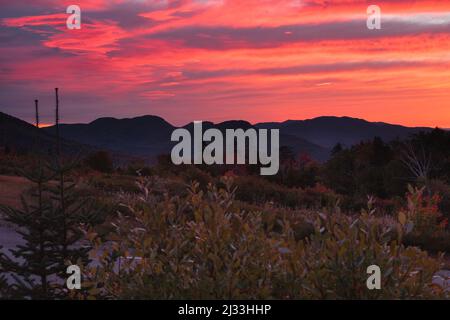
0 111 94 156
255 116 432 149
1 111 434 163
43 116 330 161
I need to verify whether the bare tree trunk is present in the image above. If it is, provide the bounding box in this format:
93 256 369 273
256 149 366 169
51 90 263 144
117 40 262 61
34 100 39 129
400 141 432 191
34 99 48 298
33 99 40 151
55 88 67 258
55 88 60 156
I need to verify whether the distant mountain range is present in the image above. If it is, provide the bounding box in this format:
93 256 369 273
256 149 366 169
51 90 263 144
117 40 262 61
255 116 432 149
0 111 93 156
44 115 175 159
1 111 433 162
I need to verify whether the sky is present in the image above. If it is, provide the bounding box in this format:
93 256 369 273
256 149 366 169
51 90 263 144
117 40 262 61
1 0 450 127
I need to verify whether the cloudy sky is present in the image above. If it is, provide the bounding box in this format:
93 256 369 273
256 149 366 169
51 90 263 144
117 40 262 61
1 0 450 127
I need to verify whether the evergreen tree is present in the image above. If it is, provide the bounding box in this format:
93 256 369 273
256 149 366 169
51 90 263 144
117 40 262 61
0 100 59 299
331 142 343 156
49 88 102 275
0 92 104 299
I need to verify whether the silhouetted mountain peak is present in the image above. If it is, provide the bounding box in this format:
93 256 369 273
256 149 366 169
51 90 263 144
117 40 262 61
41 114 176 157
87 115 173 128
215 120 253 131
0 111 91 155
257 116 431 148
89 117 118 125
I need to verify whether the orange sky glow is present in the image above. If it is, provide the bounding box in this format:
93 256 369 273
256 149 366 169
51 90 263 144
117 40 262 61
1 0 450 127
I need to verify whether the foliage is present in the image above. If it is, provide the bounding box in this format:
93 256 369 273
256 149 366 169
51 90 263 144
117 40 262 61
234 175 339 209
0 160 59 299
400 185 449 253
81 178 448 299
427 179 450 226
399 186 447 238
280 207 445 299
88 173 140 193
0 158 104 299
85 151 113 173
267 147 321 188
323 137 409 199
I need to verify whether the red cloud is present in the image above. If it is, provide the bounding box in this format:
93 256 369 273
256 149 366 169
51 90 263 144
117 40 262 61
1 0 450 127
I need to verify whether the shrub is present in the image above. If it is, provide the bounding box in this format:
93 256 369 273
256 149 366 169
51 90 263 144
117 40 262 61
234 176 339 209
279 210 445 299
83 178 283 299
180 166 213 187
125 160 153 176
85 151 113 173
428 179 450 227
399 186 447 238
80 178 447 299
88 174 140 193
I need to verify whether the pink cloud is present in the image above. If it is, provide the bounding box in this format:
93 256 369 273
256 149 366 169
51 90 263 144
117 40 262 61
1 0 450 127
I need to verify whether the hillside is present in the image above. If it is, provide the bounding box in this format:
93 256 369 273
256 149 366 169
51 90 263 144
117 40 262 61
0 111 92 156
43 115 175 157
256 116 432 148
